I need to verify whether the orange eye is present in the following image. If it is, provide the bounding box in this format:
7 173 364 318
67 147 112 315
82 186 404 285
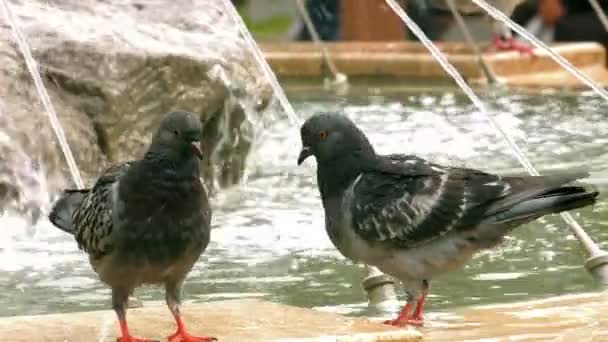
319 130 328 141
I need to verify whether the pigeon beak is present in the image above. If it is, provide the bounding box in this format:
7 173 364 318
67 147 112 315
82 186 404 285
297 146 312 166
191 141 203 159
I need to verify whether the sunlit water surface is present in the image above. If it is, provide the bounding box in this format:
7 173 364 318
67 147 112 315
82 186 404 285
1 86 607 318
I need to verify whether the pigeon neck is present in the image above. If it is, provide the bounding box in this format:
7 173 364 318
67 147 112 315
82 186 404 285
142 147 200 179
317 152 376 199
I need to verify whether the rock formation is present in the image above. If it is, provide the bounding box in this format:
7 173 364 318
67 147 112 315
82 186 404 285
0 0 272 215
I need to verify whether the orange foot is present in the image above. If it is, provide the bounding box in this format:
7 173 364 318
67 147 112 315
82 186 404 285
383 317 423 327
116 336 158 342
167 331 217 342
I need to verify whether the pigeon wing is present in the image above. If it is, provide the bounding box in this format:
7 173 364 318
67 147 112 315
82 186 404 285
73 161 134 257
349 155 508 248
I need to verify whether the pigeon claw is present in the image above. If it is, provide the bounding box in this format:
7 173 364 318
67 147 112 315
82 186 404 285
117 318 158 342
116 336 158 342
383 317 424 327
167 331 217 342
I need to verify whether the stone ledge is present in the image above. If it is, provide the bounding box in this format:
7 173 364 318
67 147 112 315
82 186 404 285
0 299 421 342
2 292 607 341
425 291 608 341
261 41 608 89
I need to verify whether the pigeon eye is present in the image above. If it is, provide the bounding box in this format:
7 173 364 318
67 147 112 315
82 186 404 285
173 130 180 136
319 130 328 141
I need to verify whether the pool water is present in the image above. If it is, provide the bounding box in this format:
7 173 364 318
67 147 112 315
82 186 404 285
0 85 606 318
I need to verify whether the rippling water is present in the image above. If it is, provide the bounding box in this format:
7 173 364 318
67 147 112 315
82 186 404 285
0 85 607 318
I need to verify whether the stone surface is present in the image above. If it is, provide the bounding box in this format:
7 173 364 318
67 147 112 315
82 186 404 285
0 299 422 342
1 292 606 341
423 291 608 341
491 64 608 89
0 0 271 211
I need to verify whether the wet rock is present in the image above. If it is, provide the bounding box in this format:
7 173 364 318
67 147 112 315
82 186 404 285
0 0 271 207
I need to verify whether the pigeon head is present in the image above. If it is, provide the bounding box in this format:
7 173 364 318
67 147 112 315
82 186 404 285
150 111 204 160
297 112 375 167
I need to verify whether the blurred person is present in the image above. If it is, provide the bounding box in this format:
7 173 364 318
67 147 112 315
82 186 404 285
407 0 533 53
406 0 485 41
293 0 340 41
511 0 608 47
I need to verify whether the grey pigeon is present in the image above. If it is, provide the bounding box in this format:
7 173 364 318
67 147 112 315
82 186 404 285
49 111 216 342
297 112 599 326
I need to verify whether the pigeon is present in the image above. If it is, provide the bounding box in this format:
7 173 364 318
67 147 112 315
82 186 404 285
297 112 599 327
49 111 216 342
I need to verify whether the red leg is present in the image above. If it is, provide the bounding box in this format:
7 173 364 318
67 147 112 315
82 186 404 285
384 280 429 327
384 298 425 327
165 281 216 342
167 315 217 342
409 286 429 324
116 319 156 342
113 288 155 342
383 301 414 326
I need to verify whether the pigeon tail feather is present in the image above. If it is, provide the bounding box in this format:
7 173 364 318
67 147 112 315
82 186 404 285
49 189 89 235
486 186 599 225
484 171 590 217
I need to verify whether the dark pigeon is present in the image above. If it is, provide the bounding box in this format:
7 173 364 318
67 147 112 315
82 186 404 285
49 111 216 342
297 112 599 327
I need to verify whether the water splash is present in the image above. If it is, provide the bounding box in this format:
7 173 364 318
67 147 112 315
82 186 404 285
1 0 83 189
0 0 294 315
220 0 302 128
0 102 49 225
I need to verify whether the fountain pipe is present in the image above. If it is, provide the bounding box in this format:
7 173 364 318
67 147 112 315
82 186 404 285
446 0 499 85
384 0 608 284
361 265 400 313
588 0 608 33
294 0 348 88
